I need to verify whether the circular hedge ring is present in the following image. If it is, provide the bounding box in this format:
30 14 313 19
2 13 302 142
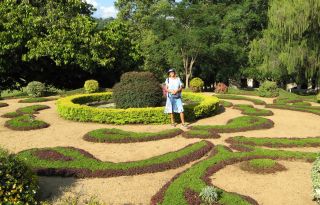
57 92 219 124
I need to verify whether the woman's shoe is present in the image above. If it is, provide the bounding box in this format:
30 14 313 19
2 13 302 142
171 123 177 127
181 123 189 128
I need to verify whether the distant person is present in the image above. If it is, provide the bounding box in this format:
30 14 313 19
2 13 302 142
164 69 188 128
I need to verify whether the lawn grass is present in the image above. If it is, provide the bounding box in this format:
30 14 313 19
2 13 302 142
266 104 320 116
16 105 50 114
191 116 274 133
226 136 320 148
240 159 286 174
18 97 56 103
83 128 183 143
152 145 316 205
233 104 273 116
226 87 259 96
219 100 233 107
5 115 49 131
1 112 23 118
16 141 213 177
182 129 221 139
215 94 266 105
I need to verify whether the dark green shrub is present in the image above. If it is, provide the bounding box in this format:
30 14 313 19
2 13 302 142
84 80 99 93
317 93 320 103
258 81 279 97
113 72 162 108
0 149 39 204
26 81 46 97
190 77 204 92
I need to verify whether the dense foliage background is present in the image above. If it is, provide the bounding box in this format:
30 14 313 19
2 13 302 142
0 0 319 91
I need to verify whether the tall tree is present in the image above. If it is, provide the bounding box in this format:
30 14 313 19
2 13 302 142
249 0 320 87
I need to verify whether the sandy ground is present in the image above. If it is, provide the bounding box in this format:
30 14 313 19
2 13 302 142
0 95 319 204
212 160 317 205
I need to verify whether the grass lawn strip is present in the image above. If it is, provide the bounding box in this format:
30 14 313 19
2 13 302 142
151 145 316 205
83 128 183 143
219 100 233 108
4 115 49 131
0 102 9 108
226 136 320 148
239 159 286 174
18 97 57 103
215 94 266 105
266 104 320 116
1 112 23 118
16 141 213 178
233 104 273 116
16 104 50 114
182 129 221 139
191 116 274 133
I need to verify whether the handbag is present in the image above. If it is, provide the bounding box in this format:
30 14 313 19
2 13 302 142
166 78 182 99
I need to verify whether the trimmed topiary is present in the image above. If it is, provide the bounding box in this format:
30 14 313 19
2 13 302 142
84 80 100 93
190 77 204 92
56 92 219 124
0 149 39 204
258 81 279 97
26 81 46 97
113 72 163 108
240 159 286 174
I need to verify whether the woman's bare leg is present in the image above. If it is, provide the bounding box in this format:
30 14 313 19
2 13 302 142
170 113 175 124
180 112 185 124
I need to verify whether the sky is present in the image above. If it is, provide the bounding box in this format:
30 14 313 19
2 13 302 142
84 0 118 18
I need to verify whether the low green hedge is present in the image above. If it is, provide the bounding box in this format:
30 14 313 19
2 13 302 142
215 94 266 105
233 104 273 116
312 156 320 203
56 92 219 124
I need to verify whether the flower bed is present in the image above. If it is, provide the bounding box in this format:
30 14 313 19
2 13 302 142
57 92 219 124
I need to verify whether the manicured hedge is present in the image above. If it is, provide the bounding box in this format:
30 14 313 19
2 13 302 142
239 159 286 174
83 128 183 143
226 136 320 148
215 94 266 105
266 104 320 116
18 97 56 103
312 156 320 203
233 104 273 116
16 141 213 178
151 145 316 205
5 115 49 131
191 116 274 133
56 92 219 124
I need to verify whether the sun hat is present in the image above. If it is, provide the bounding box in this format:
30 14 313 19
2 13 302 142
167 68 176 74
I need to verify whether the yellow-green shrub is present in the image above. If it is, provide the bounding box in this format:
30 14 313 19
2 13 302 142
56 92 219 124
190 77 204 92
84 80 99 93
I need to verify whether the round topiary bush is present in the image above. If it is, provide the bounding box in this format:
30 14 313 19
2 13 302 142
26 81 46 97
113 72 163 108
258 81 279 97
190 77 204 92
0 149 39 204
84 80 99 93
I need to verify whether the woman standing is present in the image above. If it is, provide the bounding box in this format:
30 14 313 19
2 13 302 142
164 69 188 127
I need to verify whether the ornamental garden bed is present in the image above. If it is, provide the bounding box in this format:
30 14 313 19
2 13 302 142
232 104 273 116
56 92 219 124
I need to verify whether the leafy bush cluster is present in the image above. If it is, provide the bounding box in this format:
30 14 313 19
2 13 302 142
25 81 63 97
215 82 228 94
258 81 279 97
190 77 204 92
26 81 46 97
84 80 100 93
113 72 163 108
0 149 39 204
56 92 219 124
